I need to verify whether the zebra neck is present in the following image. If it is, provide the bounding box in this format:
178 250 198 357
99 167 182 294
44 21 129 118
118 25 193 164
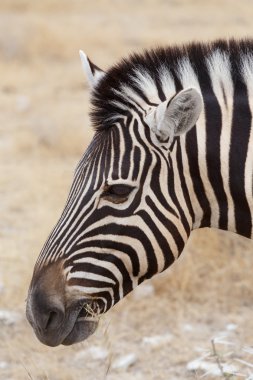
177 93 253 239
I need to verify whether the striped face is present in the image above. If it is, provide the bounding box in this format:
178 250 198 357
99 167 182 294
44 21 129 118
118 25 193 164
26 49 204 347
26 113 194 346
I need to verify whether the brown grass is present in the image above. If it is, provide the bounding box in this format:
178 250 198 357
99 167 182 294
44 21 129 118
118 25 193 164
1 1 253 379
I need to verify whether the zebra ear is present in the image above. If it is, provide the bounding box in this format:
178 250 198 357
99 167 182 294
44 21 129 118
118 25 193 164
147 88 203 143
79 50 105 88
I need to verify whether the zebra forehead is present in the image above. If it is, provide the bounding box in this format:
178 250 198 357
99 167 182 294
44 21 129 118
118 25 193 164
90 39 253 131
73 125 137 181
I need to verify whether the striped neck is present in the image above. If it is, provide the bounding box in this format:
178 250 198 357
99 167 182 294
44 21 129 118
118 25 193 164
176 76 253 238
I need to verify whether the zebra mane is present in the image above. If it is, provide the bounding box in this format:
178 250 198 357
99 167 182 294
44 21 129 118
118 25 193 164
90 39 253 131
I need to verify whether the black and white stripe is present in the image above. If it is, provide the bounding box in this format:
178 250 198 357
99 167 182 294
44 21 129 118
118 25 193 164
33 39 253 315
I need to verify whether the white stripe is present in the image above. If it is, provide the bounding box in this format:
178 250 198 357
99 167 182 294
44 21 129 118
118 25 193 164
159 65 176 99
67 255 129 299
170 142 192 229
83 215 164 273
113 86 147 110
66 248 135 281
66 285 114 300
128 117 137 180
43 148 100 254
146 193 184 260
179 134 203 227
177 57 219 228
131 69 160 103
206 50 236 232
76 234 149 277
67 271 116 285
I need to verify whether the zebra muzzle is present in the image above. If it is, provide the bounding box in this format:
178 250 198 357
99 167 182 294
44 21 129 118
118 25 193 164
26 290 99 346
26 261 99 346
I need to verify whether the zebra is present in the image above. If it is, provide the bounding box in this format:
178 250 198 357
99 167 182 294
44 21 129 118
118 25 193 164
26 39 253 347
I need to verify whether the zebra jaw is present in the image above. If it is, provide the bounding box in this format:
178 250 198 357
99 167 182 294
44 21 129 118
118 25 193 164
62 298 100 346
61 303 99 346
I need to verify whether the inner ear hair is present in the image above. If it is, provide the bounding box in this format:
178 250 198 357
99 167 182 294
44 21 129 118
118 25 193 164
165 87 203 137
171 89 199 133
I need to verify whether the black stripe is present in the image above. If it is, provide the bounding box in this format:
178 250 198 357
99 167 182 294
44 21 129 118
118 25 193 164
50 133 112 251
154 75 166 101
175 140 195 226
68 265 120 304
68 251 133 297
185 127 212 227
198 62 228 230
132 146 141 181
130 82 158 107
146 195 185 257
55 200 96 251
166 150 191 234
71 262 119 284
229 56 252 237
137 209 174 270
44 139 106 252
149 151 180 219
121 117 133 179
111 128 119 180
67 240 140 277
83 224 158 280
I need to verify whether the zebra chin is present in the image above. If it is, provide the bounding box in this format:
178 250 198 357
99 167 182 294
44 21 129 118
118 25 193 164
60 305 99 346
61 317 98 346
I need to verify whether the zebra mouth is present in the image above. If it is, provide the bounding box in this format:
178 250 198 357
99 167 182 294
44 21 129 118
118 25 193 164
62 306 99 345
26 281 100 347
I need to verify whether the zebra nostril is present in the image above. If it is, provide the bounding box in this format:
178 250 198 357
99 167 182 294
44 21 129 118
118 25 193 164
26 288 65 334
44 308 64 331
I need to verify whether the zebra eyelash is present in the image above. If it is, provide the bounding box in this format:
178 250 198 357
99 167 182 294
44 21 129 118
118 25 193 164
101 184 135 203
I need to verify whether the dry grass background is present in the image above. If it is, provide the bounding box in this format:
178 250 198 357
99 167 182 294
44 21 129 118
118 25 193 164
1 1 253 379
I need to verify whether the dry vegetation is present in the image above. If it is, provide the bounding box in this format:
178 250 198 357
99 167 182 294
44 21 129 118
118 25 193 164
1 1 253 379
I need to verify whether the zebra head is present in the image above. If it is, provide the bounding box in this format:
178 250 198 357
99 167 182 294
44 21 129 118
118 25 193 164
26 49 203 346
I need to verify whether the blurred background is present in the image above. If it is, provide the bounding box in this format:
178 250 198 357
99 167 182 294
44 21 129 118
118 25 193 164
1 1 253 379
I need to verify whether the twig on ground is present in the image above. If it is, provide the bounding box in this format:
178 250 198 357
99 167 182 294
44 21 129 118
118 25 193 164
211 339 234 379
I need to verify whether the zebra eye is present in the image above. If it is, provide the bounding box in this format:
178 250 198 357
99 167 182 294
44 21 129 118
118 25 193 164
101 184 134 203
